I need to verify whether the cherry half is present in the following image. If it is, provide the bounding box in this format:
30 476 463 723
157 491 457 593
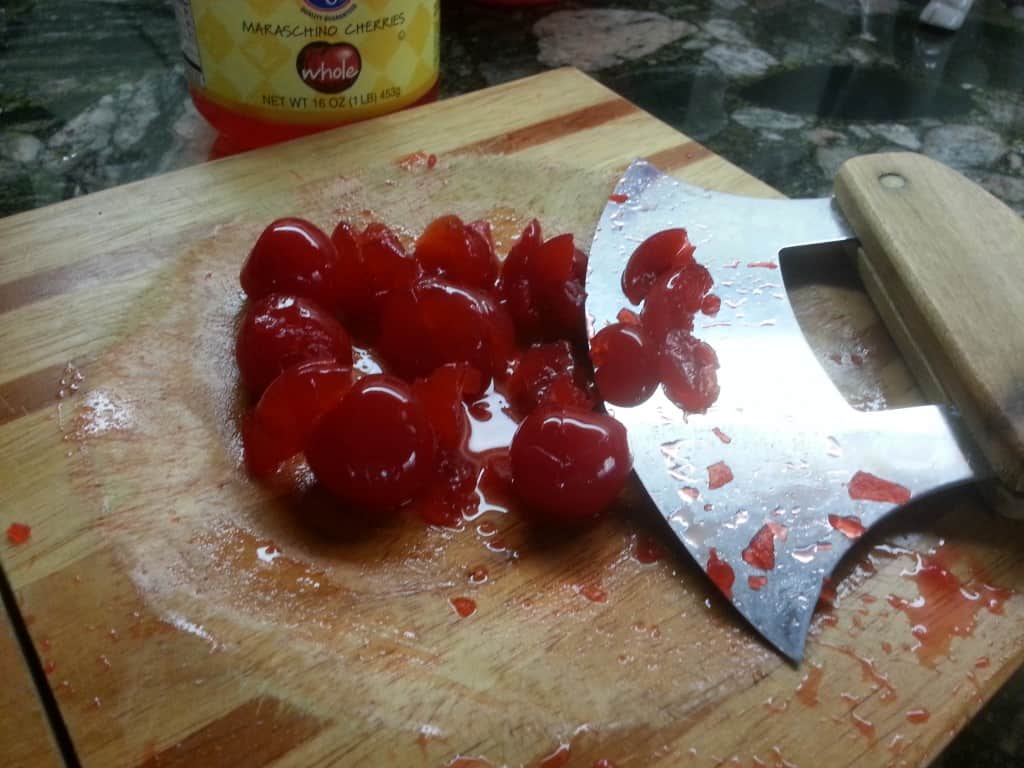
240 218 343 314
235 293 353 395
510 406 632 522
590 322 659 407
242 359 353 477
377 278 514 384
306 375 437 511
621 228 696 305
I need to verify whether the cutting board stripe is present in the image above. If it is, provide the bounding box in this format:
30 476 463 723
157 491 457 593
457 98 638 156
0 248 165 316
0 359 89 427
136 696 327 768
646 141 714 173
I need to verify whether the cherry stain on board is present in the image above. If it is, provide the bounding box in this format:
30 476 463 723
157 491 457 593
795 663 824 707
886 542 1012 666
851 712 876 740
905 708 931 724
450 597 477 618
633 534 664 564
537 743 571 768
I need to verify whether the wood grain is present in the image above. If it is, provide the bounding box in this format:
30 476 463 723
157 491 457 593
836 152 1024 494
0 595 64 767
0 68 1023 768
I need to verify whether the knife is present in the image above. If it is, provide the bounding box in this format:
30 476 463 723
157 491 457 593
585 152 1024 661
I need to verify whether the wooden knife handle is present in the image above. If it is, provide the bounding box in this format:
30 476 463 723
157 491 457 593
835 152 1024 494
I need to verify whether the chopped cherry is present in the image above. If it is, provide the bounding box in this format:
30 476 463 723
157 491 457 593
741 524 776 570
499 222 587 343
510 406 632 522
242 359 353 477
414 214 498 290
329 220 373 328
413 363 485 450
700 293 722 316
240 218 344 313
505 341 591 416
306 374 436 510
236 294 353 395
641 263 712 342
344 222 421 337
377 279 515 383
658 328 720 414
621 228 696 305
590 322 658 406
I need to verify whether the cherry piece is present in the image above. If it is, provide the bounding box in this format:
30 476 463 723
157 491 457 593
701 293 722 316
413 363 485 450
706 548 735 599
356 221 419 309
741 524 776 571
658 329 720 414
499 222 587 343
510 406 632 522
242 360 353 477
377 279 515 383
707 460 733 490
641 263 712 342
621 228 696 305
450 597 477 617
505 341 590 416
414 214 498 290
236 294 353 395
847 470 911 504
306 375 436 510
828 513 866 539
590 322 659 406
240 218 343 313
329 220 373 326
6 523 31 545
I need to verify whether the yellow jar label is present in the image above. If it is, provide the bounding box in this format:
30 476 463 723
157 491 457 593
174 0 439 125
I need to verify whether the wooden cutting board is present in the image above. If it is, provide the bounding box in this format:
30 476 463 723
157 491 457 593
2 68 1023 768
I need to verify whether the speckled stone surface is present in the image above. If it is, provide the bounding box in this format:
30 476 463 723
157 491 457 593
1 1 1023 765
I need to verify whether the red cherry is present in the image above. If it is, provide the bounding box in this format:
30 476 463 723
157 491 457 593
242 359 353 476
413 363 485 450
621 228 696 305
236 294 353 395
414 215 498 290
306 374 436 510
499 222 587 343
505 341 591 416
359 222 420 297
640 263 712 342
658 329 720 414
510 406 632 522
329 220 373 327
590 322 659 406
240 218 343 312
377 278 515 383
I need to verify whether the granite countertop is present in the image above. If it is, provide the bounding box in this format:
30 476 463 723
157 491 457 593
1 0 1023 765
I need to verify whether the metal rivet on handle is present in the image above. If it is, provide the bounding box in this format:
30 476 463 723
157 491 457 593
879 173 906 189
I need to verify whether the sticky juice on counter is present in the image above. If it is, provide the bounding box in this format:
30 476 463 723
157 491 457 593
173 0 440 149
